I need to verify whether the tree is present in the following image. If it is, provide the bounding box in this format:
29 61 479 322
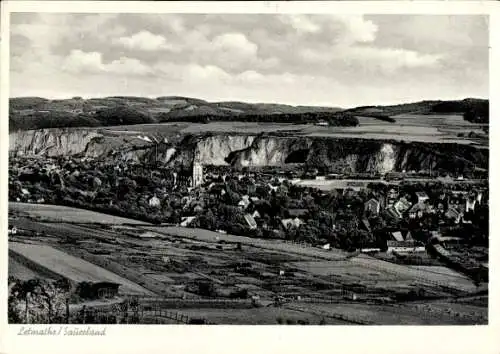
9 278 71 323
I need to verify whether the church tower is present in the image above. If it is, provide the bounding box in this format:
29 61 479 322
192 162 203 187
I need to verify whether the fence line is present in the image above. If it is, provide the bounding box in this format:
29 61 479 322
284 303 374 325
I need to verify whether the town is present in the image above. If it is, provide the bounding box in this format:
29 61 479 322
9 153 488 287
7 12 490 327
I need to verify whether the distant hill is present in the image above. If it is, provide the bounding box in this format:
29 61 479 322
8 96 344 131
343 98 489 124
8 96 488 131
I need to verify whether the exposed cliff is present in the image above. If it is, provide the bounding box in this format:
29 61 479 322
222 135 488 173
9 128 488 174
9 128 103 157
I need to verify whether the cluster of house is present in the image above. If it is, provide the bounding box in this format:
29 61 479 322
364 188 484 225
360 187 486 254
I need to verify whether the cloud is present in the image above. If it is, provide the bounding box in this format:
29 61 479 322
278 15 321 34
299 45 442 73
9 14 487 106
332 15 378 44
114 31 174 51
62 50 152 76
347 46 442 71
211 32 258 57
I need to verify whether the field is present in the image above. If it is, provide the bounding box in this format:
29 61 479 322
292 177 485 191
7 202 487 324
287 302 486 325
9 203 150 225
9 257 52 280
103 113 486 146
175 307 348 325
9 241 153 295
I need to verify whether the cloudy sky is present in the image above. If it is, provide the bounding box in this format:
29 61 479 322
10 13 488 108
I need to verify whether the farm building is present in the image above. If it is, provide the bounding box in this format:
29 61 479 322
386 231 424 253
77 281 121 300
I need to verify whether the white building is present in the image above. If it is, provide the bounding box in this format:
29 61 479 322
466 198 477 212
192 163 204 187
148 195 161 208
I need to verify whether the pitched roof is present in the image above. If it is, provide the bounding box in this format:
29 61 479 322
281 218 304 229
415 191 429 199
244 214 257 228
180 216 196 227
385 206 402 220
445 207 461 219
394 198 412 213
409 202 432 213
391 231 404 242
365 198 380 206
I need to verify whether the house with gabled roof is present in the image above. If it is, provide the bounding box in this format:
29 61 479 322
445 207 463 224
364 198 380 216
394 197 412 217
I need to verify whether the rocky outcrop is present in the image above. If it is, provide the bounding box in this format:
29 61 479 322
9 128 103 157
9 128 488 174
194 135 255 165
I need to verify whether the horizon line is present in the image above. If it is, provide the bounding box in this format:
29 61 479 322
8 94 489 111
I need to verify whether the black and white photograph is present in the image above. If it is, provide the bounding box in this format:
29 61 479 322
6 10 490 327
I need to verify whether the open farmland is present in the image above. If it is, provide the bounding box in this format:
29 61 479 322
9 256 54 280
175 307 349 325
7 202 486 325
9 203 150 225
104 114 485 146
9 241 154 295
286 302 485 325
140 226 478 292
141 226 348 261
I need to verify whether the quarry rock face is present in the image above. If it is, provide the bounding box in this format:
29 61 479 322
10 128 103 157
9 128 488 174
194 135 256 165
